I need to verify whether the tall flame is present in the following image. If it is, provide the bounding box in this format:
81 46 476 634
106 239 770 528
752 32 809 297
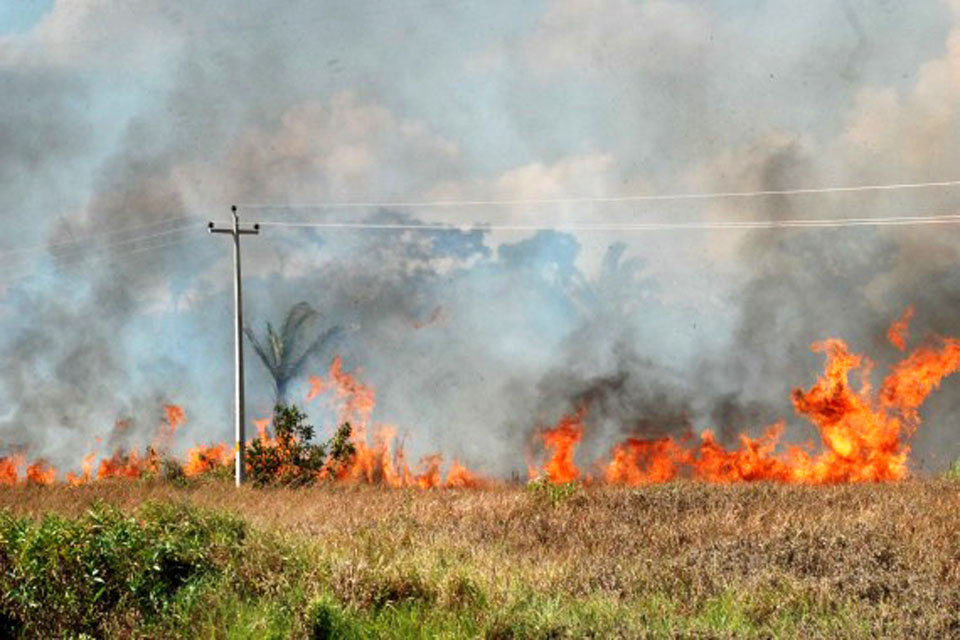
531 317 960 485
530 406 586 483
308 357 487 488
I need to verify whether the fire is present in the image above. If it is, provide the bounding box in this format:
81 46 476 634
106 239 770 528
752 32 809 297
604 435 692 484
307 358 488 488
184 444 231 476
26 461 56 485
446 460 486 488
152 404 186 450
4 311 956 489
530 313 960 485
164 404 187 430
66 453 97 486
530 406 586 483
97 449 156 480
254 417 272 443
888 306 914 351
308 357 375 428
0 455 23 486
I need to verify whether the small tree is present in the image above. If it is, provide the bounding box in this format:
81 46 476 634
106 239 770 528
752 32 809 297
247 404 355 486
244 302 341 405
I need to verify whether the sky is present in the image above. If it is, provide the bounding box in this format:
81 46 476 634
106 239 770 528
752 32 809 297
3 0 960 474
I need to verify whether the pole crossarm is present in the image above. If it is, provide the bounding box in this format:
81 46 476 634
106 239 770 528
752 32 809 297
207 205 260 487
208 224 260 235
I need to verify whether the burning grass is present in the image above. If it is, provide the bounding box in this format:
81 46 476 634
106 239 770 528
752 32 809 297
0 479 958 637
5 309 960 492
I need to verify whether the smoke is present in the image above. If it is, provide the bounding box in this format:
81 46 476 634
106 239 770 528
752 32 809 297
3 1 960 475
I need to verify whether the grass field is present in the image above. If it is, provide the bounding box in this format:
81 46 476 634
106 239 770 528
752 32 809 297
1 478 958 638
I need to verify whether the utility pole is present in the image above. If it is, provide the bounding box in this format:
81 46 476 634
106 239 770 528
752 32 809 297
209 206 260 486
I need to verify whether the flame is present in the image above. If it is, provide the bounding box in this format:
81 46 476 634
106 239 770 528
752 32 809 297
164 404 186 430
254 417 272 444
531 406 586 483
7 312 957 488
530 319 960 485
308 358 488 488
446 460 486 488
152 404 186 450
0 456 21 486
26 460 55 485
307 356 375 430
66 453 97 486
97 449 156 480
888 306 915 351
604 435 692 484
184 444 231 476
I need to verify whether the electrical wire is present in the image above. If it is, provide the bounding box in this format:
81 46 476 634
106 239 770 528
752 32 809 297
0 216 197 262
249 211 960 233
6 202 960 287
238 178 960 210
0 232 208 287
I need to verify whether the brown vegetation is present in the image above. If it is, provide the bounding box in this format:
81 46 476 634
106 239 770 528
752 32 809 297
2 479 959 636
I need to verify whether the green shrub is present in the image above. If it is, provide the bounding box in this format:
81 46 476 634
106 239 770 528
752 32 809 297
945 459 960 481
310 595 362 639
526 476 584 506
247 404 355 487
0 502 247 637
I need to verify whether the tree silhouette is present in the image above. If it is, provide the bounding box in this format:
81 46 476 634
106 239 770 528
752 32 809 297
244 302 340 404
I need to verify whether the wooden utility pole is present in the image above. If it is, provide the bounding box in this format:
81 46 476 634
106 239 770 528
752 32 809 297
209 206 260 486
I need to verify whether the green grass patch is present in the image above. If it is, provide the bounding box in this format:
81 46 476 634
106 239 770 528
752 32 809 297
0 501 303 638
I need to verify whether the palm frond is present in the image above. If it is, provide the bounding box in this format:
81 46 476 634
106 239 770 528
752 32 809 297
245 301 340 404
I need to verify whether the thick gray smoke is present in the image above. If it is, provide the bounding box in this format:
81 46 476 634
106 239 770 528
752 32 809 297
3 1 960 475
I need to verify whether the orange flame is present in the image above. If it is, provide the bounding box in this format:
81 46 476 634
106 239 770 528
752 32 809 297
152 404 186 450
9 312 957 489
66 453 97 486
254 417 272 444
531 318 960 485
97 449 156 480
446 460 486 488
308 358 488 488
0 455 24 486
888 306 915 351
26 460 55 485
604 435 692 484
531 406 586 483
184 444 231 476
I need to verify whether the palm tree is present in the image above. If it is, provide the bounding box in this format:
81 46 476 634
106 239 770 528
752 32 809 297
244 302 341 404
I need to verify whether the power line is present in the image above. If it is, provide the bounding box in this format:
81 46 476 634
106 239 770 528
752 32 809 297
0 233 207 287
0 216 196 262
8 207 958 287
250 211 960 233
49 223 200 259
0 223 200 271
238 178 960 210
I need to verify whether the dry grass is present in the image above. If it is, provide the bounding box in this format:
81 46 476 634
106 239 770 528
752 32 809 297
2 479 959 637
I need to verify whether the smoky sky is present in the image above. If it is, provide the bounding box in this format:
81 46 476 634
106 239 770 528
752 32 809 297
2 1 960 474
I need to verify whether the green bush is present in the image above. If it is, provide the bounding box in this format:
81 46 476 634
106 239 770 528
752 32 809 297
526 476 584 506
0 502 247 637
247 404 355 487
945 459 960 480
310 595 362 639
